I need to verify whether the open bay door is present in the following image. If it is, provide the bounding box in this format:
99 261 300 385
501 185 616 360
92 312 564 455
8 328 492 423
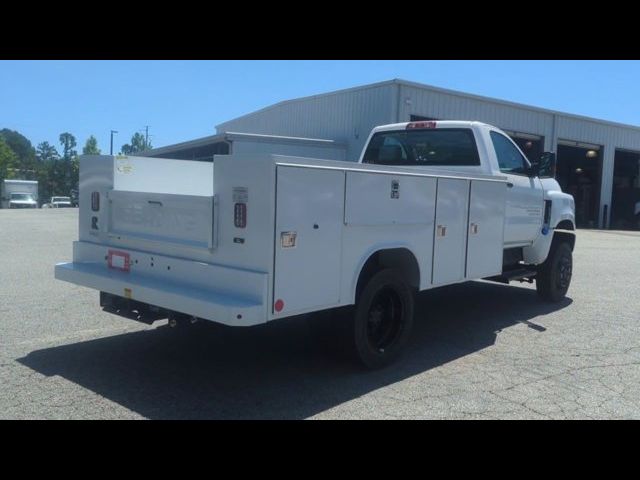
273 166 345 316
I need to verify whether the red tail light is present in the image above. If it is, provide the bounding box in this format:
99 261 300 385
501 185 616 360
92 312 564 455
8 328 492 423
234 203 247 228
406 121 437 130
91 191 100 211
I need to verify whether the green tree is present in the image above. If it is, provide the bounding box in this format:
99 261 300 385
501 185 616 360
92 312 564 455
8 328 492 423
0 137 19 181
34 142 60 200
47 132 80 197
121 132 152 155
0 129 37 179
36 141 59 162
82 135 101 155
59 132 77 160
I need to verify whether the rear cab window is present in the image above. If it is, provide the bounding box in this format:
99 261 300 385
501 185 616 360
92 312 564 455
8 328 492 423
363 128 481 167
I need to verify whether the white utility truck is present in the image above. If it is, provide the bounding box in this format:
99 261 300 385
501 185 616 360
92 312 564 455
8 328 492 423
55 121 576 368
1 179 38 209
42 196 73 208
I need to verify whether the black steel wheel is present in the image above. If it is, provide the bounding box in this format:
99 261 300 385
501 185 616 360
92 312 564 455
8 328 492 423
352 269 414 369
536 241 573 302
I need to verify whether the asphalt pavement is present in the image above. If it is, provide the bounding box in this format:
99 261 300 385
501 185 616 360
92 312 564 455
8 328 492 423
1 209 639 419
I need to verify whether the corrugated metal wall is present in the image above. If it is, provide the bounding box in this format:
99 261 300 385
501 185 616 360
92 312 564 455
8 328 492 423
399 84 555 144
232 140 346 161
217 83 395 161
218 80 640 228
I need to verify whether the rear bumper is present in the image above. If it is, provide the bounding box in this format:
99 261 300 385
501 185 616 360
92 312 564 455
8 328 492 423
55 242 269 327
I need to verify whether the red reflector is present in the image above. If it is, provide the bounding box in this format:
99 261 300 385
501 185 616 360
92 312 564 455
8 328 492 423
234 203 247 228
108 250 130 272
274 299 284 313
406 121 437 130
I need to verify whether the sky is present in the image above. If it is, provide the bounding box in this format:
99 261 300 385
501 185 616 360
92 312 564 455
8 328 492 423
1 60 639 154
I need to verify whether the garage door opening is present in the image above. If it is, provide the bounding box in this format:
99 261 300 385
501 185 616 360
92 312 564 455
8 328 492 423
611 149 640 230
556 142 603 228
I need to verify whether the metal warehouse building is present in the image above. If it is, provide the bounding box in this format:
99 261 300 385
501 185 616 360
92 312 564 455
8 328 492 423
145 79 640 230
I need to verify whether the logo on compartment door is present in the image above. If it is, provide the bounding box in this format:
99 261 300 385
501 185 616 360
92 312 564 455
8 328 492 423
391 180 400 199
115 157 133 174
281 231 297 248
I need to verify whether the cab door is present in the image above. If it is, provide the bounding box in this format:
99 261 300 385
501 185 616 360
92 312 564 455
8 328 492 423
489 131 544 246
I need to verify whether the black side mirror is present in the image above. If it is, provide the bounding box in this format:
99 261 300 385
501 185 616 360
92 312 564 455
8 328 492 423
532 152 556 178
540 152 557 178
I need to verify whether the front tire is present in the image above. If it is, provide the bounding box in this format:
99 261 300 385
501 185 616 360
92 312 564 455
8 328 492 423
536 241 573 302
352 269 415 369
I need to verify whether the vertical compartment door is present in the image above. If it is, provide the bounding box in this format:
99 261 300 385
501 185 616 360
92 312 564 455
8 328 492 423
466 180 506 279
432 178 470 286
273 166 345 316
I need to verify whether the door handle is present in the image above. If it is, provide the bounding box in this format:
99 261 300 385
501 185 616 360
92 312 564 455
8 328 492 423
507 182 514 188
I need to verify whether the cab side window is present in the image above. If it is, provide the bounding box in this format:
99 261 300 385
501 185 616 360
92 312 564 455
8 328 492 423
490 131 529 174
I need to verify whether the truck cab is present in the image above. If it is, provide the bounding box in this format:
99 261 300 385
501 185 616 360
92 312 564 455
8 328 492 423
8 192 38 209
358 120 576 267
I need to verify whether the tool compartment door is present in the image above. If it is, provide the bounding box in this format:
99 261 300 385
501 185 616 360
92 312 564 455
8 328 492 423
273 166 345 316
466 180 506 279
432 178 470 286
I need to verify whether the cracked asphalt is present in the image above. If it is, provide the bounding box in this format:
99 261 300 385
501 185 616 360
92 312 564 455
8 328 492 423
1 209 640 419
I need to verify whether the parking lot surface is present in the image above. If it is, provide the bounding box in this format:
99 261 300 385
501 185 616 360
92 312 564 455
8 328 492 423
1 209 639 419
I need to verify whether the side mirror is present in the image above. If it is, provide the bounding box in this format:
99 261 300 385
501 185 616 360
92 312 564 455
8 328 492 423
532 152 556 178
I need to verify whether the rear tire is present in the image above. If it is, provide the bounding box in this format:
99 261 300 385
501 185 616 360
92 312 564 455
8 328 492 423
536 240 573 302
351 268 415 369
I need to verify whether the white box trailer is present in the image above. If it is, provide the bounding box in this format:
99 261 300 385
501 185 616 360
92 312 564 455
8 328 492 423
1 179 38 209
56 121 576 368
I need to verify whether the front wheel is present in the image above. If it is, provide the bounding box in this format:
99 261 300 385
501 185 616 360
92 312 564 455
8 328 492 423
352 269 415 369
536 241 573 302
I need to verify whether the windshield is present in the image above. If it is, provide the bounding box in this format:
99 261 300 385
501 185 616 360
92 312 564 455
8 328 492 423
363 128 481 167
52 197 71 202
10 193 35 201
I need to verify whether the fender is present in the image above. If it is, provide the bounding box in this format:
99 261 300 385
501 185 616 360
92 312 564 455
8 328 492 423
349 242 422 304
523 184 576 265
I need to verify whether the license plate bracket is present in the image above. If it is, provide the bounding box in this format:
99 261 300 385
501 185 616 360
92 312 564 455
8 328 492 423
108 249 131 272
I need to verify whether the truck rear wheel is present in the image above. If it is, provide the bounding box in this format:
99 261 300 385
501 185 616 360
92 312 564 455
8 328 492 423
536 240 573 302
352 269 415 369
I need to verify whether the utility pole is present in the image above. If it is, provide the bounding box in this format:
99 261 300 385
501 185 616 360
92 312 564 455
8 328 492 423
144 126 150 150
110 130 118 155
